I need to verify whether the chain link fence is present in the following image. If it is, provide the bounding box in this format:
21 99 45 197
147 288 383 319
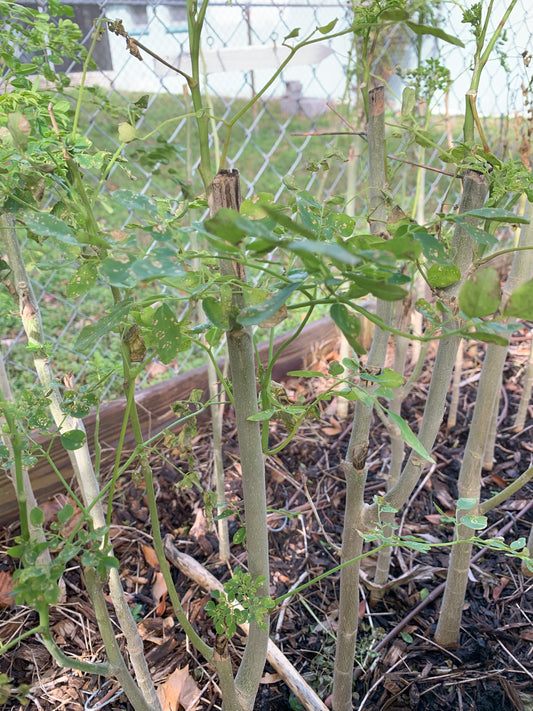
4 0 533 398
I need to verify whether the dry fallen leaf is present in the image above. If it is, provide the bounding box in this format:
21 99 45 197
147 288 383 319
189 503 213 555
152 571 168 616
260 672 281 684
147 361 173 379
142 544 160 569
0 570 14 608
519 627 533 641
157 665 200 711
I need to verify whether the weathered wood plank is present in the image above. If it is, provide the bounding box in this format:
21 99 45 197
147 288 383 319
1 318 338 525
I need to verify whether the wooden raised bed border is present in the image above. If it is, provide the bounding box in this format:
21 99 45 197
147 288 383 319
1 318 338 525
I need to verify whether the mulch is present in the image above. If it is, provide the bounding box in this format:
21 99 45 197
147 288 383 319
1 332 533 711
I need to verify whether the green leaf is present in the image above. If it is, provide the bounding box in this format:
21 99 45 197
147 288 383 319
510 537 526 550
213 509 234 521
388 411 434 463
460 514 488 530
330 303 365 356
131 248 186 282
381 8 410 21
112 189 159 216
67 262 97 299
289 239 360 267
413 229 447 262
329 361 344 376
75 299 133 352
204 208 247 245
101 256 136 288
62 391 97 418
401 86 416 119
203 296 230 330
151 303 181 364
134 95 149 109
469 330 509 346
327 212 355 238
462 208 529 224
118 122 139 143
260 204 316 240
405 21 465 47
420 587 429 601
459 268 501 317
317 18 337 34
60 429 87 451
284 27 300 40
287 370 326 378
57 504 74 524
233 526 246 545
503 280 533 319
247 409 275 422
456 497 477 510
446 216 498 247
402 537 431 552
237 282 301 327
7 544 25 559
346 274 407 301
359 368 405 388
427 264 461 288
23 212 77 244
400 631 413 643
30 507 44 526
101 555 120 570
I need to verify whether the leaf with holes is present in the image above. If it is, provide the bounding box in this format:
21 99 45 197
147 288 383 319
330 303 365 355
237 283 301 327
460 514 488 530
427 264 461 288
76 299 133 352
112 189 159 216
151 303 181 364
23 212 77 244
67 261 98 298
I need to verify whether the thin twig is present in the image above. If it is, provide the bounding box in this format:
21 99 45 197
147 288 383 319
274 570 308 642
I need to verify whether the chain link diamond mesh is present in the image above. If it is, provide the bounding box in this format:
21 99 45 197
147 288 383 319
3 0 532 397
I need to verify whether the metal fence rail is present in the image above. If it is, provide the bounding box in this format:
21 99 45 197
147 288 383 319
3 0 532 398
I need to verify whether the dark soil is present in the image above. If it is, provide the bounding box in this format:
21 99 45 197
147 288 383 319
1 335 533 711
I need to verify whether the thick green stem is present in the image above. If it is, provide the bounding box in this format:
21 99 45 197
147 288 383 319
365 170 490 523
447 340 464 429
84 569 155 711
367 86 388 237
211 170 269 711
332 85 390 711
434 342 507 647
187 0 212 191
480 465 533 515
514 331 533 432
38 605 110 676
463 0 518 144
332 456 366 711
435 178 533 647
371 302 409 602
